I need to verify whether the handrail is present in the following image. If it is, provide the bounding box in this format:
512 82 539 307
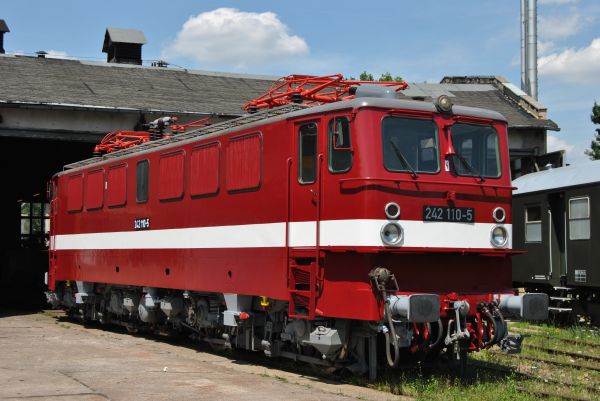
339 176 516 190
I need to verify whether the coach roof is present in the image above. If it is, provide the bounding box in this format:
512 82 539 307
513 160 600 195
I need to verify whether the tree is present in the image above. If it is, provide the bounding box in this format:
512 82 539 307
359 71 374 81
353 71 403 82
584 101 600 160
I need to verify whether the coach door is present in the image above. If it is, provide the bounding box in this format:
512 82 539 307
287 119 323 319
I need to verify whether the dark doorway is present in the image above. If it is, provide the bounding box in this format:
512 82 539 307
0 137 91 308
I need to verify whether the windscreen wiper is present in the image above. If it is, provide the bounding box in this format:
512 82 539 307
390 140 418 179
453 152 485 182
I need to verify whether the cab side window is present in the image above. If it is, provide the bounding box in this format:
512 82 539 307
298 122 318 184
328 117 352 173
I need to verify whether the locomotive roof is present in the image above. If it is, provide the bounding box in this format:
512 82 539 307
62 97 507 173
513 160 600 195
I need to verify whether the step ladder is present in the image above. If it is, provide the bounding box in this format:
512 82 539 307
548 287 574 314
288 260 319 319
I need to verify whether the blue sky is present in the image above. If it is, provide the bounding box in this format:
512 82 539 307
2 0 599 164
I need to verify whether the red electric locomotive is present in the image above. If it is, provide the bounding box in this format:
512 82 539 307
46 76 548 378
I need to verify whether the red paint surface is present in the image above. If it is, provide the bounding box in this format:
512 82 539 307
50 104 516 322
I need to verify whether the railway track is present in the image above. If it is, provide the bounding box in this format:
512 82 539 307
525 344 600 363
516 386 596 401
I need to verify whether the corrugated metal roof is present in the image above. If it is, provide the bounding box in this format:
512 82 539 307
513 161 600 195
102 28 147 51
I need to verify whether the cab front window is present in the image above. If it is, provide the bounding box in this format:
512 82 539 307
382 117 439 174
451 123 501 178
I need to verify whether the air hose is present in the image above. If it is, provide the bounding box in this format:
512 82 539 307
384 298 400 368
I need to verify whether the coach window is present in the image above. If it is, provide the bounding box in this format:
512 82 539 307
328 117 352 173
299 122 318 183
525 205 542 242
569 197 590 240
136 160 149 203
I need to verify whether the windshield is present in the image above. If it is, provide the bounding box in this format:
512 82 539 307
382 117 439 173
451 123 501 178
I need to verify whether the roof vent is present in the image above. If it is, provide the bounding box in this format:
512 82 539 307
0 19 9 54
102 27 147 65
36 50 47 59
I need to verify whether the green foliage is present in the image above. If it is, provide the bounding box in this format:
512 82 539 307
378 72 393 81
584 101 600 160
592 101 600 124
359 71 374 81
356 71 404 82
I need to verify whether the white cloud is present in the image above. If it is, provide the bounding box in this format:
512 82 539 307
537 40 556 56
539 13 591 41
162 8 309 69
46 50 70 59
539 38 600 84
547 133 574 154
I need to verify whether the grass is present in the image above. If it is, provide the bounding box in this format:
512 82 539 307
356 321 600 401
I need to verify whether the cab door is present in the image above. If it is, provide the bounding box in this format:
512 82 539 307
287 119 323 318
289 119 322 249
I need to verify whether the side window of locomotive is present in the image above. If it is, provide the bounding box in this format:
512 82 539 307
85 169 104 211
328 117 352 173
67 174 83 213
451 123 501 178
525 205 542 243
382 117 439 173
159 151 185 201
569 197 590 240
227 133 262 192
107 164 127 208
299 122 318 183
191 142 220 197
136 160 149 203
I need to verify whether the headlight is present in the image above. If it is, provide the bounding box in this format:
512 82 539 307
490 225 508 248
381 222 403 246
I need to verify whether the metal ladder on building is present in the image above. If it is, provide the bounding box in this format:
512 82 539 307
64 103 307 170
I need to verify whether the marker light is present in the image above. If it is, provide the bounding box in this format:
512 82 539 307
493 207 506 223
385 202 401 219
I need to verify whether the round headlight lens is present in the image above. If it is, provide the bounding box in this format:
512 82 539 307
490 225 508 248
381 222 403 246
493 207 506 223
385 202 401 219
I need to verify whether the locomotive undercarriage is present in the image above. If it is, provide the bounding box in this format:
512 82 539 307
46 278 541 379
